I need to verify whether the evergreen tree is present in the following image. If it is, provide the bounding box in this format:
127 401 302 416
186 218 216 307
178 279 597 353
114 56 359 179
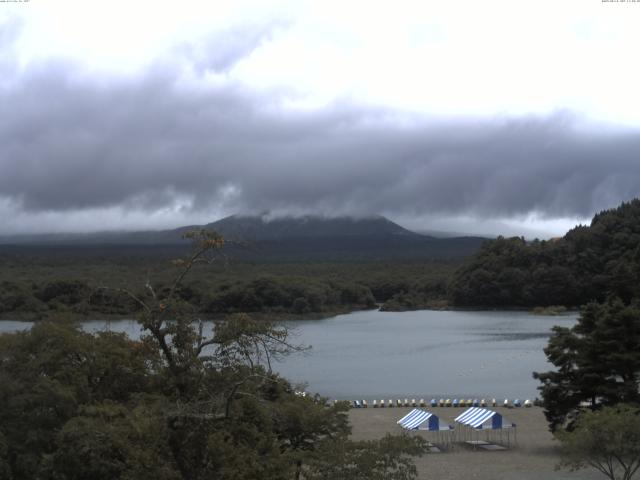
449 198 640 308
534 298 640 431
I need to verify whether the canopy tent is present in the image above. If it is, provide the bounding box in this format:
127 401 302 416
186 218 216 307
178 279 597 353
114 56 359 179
397 408 454 448
455 407 504 429
454 407 517 447
397 408 440 431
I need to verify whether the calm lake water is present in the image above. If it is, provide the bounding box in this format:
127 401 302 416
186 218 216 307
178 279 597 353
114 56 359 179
0 309 577 400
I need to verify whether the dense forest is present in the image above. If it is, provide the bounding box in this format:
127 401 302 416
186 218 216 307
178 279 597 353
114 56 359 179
449 199 640 308
0 253 455 320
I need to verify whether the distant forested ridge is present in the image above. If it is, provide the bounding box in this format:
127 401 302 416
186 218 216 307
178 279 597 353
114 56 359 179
449 199 640 308
0 214 476 319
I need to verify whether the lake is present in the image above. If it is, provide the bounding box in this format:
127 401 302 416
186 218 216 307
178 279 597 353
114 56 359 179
0 309 577 401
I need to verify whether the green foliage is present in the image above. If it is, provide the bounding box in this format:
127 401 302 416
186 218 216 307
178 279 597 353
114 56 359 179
534 298 640 431
450 199 640 307
449 236 580 307
272 396 350 453
0 431 11 480
0 255 458 319
203 276 376 315
304 433 428 480
51 399 181 480
557 404 640 480
0 281 47 317
0 315 354 479
36 280 90 305
0 322 155 479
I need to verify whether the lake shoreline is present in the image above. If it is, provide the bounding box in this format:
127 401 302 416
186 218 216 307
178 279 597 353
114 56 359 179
1 310 579 399
0 304 579 323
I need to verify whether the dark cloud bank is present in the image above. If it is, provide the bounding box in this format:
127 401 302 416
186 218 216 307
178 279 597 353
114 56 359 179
1 20 640 234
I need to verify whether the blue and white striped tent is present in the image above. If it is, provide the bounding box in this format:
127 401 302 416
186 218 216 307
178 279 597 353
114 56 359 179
454 407 517 447
455 407 504 429
397 408 440 431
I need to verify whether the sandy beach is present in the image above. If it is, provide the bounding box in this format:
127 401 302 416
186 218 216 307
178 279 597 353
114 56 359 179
348 406 602 480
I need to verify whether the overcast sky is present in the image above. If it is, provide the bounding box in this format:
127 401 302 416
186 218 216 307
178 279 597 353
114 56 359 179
2 0 640 238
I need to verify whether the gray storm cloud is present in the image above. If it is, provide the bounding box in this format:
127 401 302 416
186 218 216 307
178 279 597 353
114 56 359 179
1 18 640 233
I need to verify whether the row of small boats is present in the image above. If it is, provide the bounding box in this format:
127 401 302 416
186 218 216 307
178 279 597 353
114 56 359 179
350 398 533 408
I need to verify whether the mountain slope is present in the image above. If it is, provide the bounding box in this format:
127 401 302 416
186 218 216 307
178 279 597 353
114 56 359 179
0 214 487 261
203 214 421 240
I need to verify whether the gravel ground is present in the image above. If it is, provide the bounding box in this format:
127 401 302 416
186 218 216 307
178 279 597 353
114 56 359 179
348 406 602 480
